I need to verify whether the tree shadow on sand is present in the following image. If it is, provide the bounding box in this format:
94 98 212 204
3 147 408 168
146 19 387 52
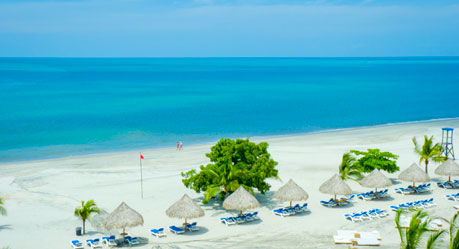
0 224 12 231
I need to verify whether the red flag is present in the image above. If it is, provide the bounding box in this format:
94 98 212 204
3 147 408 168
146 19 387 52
140 153 144 159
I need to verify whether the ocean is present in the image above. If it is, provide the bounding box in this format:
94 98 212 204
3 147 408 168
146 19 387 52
1 57 459 162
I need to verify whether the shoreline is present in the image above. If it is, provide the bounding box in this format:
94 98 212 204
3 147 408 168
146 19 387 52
0 117 458 248
1 117 458 165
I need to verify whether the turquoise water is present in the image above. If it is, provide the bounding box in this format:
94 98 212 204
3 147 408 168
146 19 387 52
1 57 459 162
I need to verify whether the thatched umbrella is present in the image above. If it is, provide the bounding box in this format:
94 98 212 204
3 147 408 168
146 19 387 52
398 163 430 189
435 159 459 182
103 202 143 239
319 174 352 201
360 169 392 197
273 179 309 207
166 194 204 227
223 186 259 215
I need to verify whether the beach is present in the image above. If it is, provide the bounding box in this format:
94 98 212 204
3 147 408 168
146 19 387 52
1 119 458 249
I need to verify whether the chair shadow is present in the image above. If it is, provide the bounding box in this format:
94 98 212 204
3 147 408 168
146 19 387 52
181 227 209 236
0 224 12 231
84 231 105 236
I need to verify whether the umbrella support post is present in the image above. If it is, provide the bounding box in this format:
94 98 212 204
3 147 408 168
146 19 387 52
375 188 378 198
449 176 452 182
334 194 337 202
290 201 292 207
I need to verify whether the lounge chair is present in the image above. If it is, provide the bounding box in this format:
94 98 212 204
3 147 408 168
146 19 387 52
124 236 140 246
235 215 246 223
394 187 414 195
446 193 459 201
220 217 236 226
186 222 199 231
151 228 167 238
344 213 362 223
273 208 290 217
437 182 454 189
71 240 84 249
169 225 185 234
86 239 103 249
102 236 116 247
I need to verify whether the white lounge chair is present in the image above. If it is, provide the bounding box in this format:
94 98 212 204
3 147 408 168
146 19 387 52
151 228 167 238
71 240 84 249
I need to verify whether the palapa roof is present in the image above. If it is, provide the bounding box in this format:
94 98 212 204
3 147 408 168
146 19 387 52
273 179 309 202
319 174 352 195
435 159 459 176
103 202 144 229
398 163 430 183
223 186 259 211
166 194 204 219
360 169 392 188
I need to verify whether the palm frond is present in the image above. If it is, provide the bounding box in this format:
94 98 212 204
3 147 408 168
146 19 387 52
426 230 445 249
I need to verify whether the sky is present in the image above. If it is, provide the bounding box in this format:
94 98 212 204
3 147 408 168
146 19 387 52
0 0 458 57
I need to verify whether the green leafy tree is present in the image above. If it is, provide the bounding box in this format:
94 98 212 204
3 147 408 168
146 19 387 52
182 138 279 204
413 135 447 174
350 149 399 173
395 209 445 249
74 200 100 234
0 198 6 216
448 212 459 249
338 152 363 182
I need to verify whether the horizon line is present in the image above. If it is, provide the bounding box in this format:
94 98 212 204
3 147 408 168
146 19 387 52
1 56 459 59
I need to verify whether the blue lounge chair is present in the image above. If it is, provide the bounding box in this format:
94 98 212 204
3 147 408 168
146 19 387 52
71 240 84 249
151 228 166 238
344 213 362 223
124 236 140 246
273 208 289 217
169 225 185 234
186 222 199 231
220 217 236 226
102 236 116 247
86 238 102 249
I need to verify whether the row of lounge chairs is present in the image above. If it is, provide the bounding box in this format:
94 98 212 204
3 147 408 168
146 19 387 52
71 235 139 248
390 198 436 211
220 212 259 226
320 195 355 207
394 184 432 194
438 181 459 189
344 209 389 222
151 223 199 237
446 193 459 202
273 203 308 217
169 222 199 234
357 189 389 200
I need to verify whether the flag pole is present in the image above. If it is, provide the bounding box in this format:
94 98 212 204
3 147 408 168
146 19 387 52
140 152 144 199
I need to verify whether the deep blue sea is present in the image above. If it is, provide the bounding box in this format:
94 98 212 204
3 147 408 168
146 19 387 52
1 57 459 162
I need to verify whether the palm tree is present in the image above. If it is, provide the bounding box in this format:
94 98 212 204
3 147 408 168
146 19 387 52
395 209 445 249
448 212 459 249
0 198 6 216
413 135 447 174
74 200 100 234
338 152 362 183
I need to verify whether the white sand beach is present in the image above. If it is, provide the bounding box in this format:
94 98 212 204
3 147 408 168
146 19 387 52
1 119 459 249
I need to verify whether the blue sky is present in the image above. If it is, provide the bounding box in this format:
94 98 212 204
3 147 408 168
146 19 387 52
0 0 458 57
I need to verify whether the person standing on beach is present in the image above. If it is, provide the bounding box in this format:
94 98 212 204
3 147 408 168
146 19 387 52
179 141 183 151
176 141 179 150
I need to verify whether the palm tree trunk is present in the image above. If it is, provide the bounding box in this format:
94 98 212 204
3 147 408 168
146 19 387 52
82 219 85 234
425 159 429 174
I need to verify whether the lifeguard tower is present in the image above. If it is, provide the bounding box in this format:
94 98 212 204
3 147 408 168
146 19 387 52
441 128 455 159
